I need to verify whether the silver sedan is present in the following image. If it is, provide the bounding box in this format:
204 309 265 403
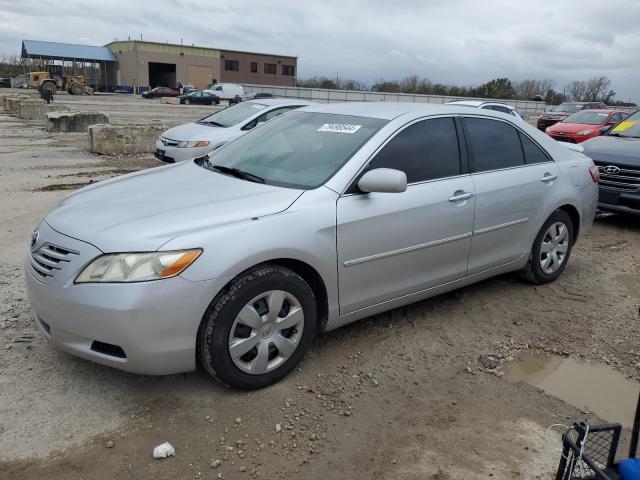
25 102 598 389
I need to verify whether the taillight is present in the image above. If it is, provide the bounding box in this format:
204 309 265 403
589 165 600 183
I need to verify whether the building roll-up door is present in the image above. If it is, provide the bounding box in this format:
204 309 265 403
187 66 214 89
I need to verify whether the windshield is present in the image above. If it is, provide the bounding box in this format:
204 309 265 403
607 111 640 138
563 111 610 125
202 111 388 189
197 102 268 128
551 103 584 113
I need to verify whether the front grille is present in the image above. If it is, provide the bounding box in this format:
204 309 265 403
28 243 78 280
551 135 575 143
597 165 640 192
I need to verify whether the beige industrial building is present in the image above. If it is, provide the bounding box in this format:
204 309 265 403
106 40 297 93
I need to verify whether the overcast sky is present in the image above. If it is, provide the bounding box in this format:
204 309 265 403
1 0 638 102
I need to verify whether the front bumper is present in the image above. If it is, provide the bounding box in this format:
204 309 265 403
154 139 211 164
598 188 640 215
25 221 228 375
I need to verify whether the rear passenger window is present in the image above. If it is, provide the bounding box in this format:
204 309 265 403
519 133 550 164
368 118 460 183
463 118 524 172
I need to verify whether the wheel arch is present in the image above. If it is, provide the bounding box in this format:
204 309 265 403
557 204 580 242
204 258 330 335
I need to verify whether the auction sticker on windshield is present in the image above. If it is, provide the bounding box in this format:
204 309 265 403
613 120 637 132
318 124 362 134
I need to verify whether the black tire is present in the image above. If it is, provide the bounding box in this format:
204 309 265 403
69 82 83 95
197 265 317 389
40 81 57 95
521 209 574 284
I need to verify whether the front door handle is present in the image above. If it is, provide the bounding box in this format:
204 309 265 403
541 173 558 183
449 192 474 202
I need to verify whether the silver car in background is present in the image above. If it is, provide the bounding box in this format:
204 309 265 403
447 99 524 120
26 103 598 389
154 99 314 163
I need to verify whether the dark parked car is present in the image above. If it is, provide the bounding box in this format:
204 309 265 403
0 78 11 88
582 110 640 215
141 87 179 99
179 91 220 105
537 101 607 131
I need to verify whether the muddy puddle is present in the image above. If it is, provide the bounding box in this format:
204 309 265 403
505 353 639 428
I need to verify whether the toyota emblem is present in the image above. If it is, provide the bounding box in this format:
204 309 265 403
603 165 621 175
30 228 39 249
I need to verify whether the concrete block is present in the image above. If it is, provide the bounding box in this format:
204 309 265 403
1 94 30 111
4 96 30 114
46 112 110 133
18 101 70 121
88 124 166 155
161 97 180 105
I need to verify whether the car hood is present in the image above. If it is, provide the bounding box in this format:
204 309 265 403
549 122 600 134
541 111 570 118
161 122 226 141
45 162 304 252
581 135 640 168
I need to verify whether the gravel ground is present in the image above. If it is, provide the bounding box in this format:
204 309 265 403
0 98 638 480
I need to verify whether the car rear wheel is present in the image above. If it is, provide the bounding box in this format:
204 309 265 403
521 210 574 284
198 265 317 389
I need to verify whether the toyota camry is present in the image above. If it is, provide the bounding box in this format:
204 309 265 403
26 103 598 389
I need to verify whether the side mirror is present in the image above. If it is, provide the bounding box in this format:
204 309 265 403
358 168 407 194
599 125 612 134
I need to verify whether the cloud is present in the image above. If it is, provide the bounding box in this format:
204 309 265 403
0 0 638 102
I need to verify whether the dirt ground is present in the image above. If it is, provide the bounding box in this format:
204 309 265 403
0 94 638 480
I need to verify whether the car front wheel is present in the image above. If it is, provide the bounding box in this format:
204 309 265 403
522 209 574 284
198 265 317 389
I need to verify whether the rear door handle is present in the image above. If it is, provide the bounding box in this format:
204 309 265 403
541 173 558 183
449 192 474 202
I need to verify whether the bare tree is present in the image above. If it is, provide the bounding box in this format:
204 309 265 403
513 79 555 100
565 80 588 101
584 76 612 102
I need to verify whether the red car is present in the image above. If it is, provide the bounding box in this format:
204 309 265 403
141 87 179 99
545 109 628 143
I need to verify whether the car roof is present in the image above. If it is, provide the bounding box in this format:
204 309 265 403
448 100 515 109
299 101 518 120
447 100 485 107
246 98 315 107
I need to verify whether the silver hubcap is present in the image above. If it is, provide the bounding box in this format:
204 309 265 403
539 221 569 274
228 290 304 375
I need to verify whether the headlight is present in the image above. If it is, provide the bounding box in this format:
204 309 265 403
75 249 202 283
577 129 593 136
177 140 210 148
545 127 551 133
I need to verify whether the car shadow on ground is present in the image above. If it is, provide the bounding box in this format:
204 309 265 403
595 211 639 231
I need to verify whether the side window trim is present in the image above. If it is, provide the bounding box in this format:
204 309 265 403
342 115 469 195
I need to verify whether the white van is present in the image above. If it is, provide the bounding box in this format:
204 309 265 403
205 83 247 101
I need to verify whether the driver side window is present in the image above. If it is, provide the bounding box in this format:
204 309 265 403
367 117 461 184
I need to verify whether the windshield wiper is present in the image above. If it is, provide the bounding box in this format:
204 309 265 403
606 132 626 137
198 120 225 127
208 164 265 183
